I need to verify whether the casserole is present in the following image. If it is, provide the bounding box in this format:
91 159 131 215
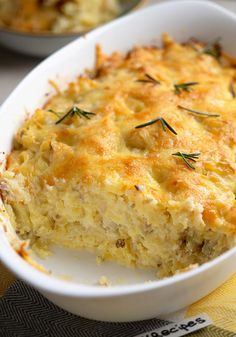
0 0 236 322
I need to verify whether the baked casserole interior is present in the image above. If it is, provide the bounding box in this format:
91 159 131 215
1 34 236 277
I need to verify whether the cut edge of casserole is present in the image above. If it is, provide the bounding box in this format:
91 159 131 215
1 33 236 278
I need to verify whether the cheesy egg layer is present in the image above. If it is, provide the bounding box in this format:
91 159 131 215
1 35 236 277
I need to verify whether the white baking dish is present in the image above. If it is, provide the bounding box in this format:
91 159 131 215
0 0 236 322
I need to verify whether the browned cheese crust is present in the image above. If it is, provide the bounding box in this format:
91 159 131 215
2 34 236 276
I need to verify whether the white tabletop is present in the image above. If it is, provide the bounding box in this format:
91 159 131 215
0 0 235 104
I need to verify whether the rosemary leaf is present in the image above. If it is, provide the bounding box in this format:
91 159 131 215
137 73 160 85
172 152 200 169
135 117 177 135
174 82 199 95
230 82 236 98
178 105 220 118
48 109 60 117
203 38 222 60
159 118 178 135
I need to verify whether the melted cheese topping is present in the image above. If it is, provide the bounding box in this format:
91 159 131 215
2 35 236 277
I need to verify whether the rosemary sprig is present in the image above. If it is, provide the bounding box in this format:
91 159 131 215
190 38 222 61
174 82 199 95
50 106 96 124
135 117 177 135
202 38 222 60
137 73 160 85
172 152 200 169
230 82 236 98
178 105 220 118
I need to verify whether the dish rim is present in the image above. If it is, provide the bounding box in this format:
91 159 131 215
0 0 236 299
0 0 146 38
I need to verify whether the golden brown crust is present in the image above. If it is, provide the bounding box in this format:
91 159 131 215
6 37 236 233
1 34 236 276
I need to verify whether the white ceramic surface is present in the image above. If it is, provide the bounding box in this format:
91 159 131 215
0 0 236 322
0 0 145 57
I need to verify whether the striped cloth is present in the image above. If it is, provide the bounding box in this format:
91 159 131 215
0 263 236 337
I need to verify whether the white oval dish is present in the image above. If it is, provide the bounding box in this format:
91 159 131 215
0 0 236 322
